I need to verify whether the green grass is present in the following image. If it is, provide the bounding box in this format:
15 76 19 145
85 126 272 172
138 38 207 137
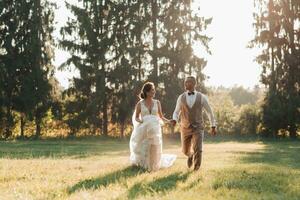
0 135 300 199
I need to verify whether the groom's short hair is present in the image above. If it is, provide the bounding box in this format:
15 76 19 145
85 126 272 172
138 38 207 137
185 76 197 84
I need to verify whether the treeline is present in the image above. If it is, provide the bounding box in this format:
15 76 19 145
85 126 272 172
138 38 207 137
206 86 264 136
0 0 299 139
0 0 57 139
251 0 300 138
0 0 211 139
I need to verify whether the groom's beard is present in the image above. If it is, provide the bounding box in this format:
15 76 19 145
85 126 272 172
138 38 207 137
185 85 195 91
185 88 195 92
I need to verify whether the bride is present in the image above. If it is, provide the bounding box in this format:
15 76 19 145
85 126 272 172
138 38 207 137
129 82 177 172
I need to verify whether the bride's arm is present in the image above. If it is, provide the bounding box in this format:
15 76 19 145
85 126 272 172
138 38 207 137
157 100 170 123
135 102 143 123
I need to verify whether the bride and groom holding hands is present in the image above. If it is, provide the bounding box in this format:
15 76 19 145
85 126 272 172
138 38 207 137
129 76 217 172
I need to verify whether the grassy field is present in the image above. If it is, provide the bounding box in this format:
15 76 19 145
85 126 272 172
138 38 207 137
0 135 300 200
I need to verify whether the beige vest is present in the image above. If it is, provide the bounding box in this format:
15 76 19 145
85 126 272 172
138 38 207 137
180 92 203 135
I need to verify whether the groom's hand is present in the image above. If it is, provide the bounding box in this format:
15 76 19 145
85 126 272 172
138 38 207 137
170 120 177 126
211 127 217 136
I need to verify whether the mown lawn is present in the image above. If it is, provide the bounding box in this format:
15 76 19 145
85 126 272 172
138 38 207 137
0 135 299 200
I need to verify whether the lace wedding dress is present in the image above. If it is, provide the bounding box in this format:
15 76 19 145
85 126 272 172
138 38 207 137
129 100 177 171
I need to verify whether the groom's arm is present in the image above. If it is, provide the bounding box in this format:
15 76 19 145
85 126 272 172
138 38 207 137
202 95 217 134
172 95 182 124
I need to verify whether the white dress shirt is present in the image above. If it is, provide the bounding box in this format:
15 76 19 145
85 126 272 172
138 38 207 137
172 91 217 127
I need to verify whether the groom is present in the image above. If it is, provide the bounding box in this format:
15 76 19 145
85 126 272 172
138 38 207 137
171 76 217 171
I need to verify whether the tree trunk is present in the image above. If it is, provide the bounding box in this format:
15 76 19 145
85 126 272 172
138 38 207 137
4 105 12 139
120 123 125 138
33 0 41 140
35 114 41 139
20 114 25 138
102 97 108 136
151 0 158 82
289 124 297 139
138 54 142 81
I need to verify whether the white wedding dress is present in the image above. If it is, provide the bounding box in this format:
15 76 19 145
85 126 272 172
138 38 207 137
129 100 176 171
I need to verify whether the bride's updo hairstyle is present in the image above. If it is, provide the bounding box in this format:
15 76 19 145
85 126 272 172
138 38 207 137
139 82 154 99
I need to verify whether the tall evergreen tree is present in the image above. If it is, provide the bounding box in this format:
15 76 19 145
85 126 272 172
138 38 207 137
157 0 212 118
109 0 145 137
59 0 212 136
0 0 55 138
60 0 116 135
27 0 55 138
0 0 32 138
251 0 300 137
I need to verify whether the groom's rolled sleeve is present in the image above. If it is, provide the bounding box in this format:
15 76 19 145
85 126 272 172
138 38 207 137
172 95 182 122
202 95 217 127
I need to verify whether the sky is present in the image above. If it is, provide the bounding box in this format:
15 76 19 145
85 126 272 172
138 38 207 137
53 0 262 89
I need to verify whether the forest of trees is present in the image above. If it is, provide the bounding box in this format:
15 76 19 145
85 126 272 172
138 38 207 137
0 0 299 139
251 0 300 137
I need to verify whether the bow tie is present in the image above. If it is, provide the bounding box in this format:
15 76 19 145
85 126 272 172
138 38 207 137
188 91 195 96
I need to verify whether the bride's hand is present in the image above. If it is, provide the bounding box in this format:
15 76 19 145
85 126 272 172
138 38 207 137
165 119 173 124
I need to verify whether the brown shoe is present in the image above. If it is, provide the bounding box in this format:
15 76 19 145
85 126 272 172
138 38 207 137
194 165 200 171
187 156 193 168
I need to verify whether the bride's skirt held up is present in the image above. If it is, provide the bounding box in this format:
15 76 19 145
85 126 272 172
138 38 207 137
129 115 176 171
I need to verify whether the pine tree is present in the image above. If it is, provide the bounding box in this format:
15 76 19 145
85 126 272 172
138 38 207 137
157 0 212 118
109 0 144 137
251 0 300 137
59 0 212 136
60 0 115 135
0 0 55 138
0 0 32 138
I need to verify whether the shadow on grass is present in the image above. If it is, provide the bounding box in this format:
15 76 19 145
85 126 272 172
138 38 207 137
204 134 300 144
182 176 203 191
0 137 129 159
68 166 145 194
211 166 300 199
161 133 262 144
239 140 300 169
211 140 300 199
127 171 191 199
212 168 288 193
